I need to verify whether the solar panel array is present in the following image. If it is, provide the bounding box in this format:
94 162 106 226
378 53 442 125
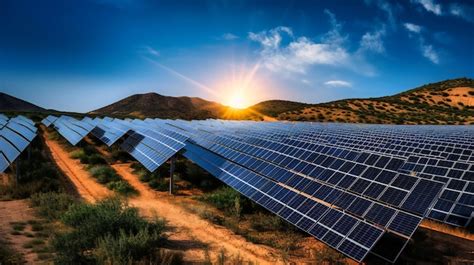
45 116 473 263
41 115 58 127
0 114 37 173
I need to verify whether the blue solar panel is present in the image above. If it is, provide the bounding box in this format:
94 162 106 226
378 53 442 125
0 137 21 163
0 152 9 173
0 127 29 152
6 122 36 141
44 117 474 263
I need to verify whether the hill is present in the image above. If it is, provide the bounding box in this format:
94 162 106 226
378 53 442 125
90 78 474 124
0 92 45 112
90 93 260 120
249 78 474 125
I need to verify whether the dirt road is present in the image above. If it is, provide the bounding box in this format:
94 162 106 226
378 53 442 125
43 135 284 264
0 200 38 264
43 131 111 202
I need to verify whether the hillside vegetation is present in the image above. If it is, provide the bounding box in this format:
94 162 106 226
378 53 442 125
3 78 471 125
251 78 474 124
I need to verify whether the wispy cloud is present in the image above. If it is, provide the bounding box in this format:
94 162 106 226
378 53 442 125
422 45 439 64
364 0 398 29
143 46 160 57
324 80 352 87
359 25 386 54
412 0 442 15
220 33 239 40
403 22 439 64
404 23 422 33
322 9 348 46
449 3 474 23
301 79 310 85
249 11 377 76
248 25 349 74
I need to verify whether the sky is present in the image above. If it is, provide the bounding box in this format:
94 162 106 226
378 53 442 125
0 0 473 112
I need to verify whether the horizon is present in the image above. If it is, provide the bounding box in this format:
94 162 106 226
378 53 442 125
1 77 473 113
1 0 473 112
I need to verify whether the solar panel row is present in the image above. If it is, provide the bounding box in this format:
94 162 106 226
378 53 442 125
0 115 37 173
46 116 473 263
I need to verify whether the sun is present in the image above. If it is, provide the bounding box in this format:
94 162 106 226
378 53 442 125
216 62 266 110
227 91 248 109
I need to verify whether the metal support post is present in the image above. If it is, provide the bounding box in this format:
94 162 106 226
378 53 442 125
169 156 176 195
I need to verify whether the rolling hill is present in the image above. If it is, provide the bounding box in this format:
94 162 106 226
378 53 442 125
92 78 474 124
0 92 45 112
250 78 474 125
90 93 248 120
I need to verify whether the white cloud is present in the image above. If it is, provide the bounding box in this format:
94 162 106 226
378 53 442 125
422 44 439 64
404 23 422 33
249 25 349 74
324 80 352 87
144 46 160 56
359 26 386 53
413 0 442 15
364 0 397 29
221 33 239 40
449 3 474 23
403 23 440 64
322 9 348 46
301 79 310 85
249 11 378 76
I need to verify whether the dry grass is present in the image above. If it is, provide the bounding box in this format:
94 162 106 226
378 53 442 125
420 219 474 240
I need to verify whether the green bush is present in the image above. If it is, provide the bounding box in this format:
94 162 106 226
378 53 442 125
149 178 169 191
107 181 137 196
70 150 85 160
1 143 62 199
249 213 285 232
89 166 121 184
54 197 166 264
87 154 107 165
94 228 163 264
110 147 132 163
30 192 77 220
198 187 253 216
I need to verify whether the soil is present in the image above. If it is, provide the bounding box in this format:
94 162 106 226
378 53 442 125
0 200 38 264
43 135 286 264
42 130 112 202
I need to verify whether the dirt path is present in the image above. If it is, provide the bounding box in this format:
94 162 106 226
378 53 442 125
43 134 284 264
113 163 282 264
0 200 38 264
42 131 111 202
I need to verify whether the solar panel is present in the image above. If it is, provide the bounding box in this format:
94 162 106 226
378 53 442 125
0 152 9 173
0 137 21 163
10 117 37 132
45 117 473 263
52 116 95 146
42 115 58 127
0 127 29 152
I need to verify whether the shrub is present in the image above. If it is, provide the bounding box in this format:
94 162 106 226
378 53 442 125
70 150 85 160
87 154 107 165
89 166 120 184
54 197 166 264
149 178 169 191
249 213 285 232
94 228 163 264
110 147 132 163
106 181 137 196
30 192 77 220
199 187 253 216
311 246 347 265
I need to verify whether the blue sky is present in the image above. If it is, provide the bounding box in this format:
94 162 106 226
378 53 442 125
0 0 473 112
